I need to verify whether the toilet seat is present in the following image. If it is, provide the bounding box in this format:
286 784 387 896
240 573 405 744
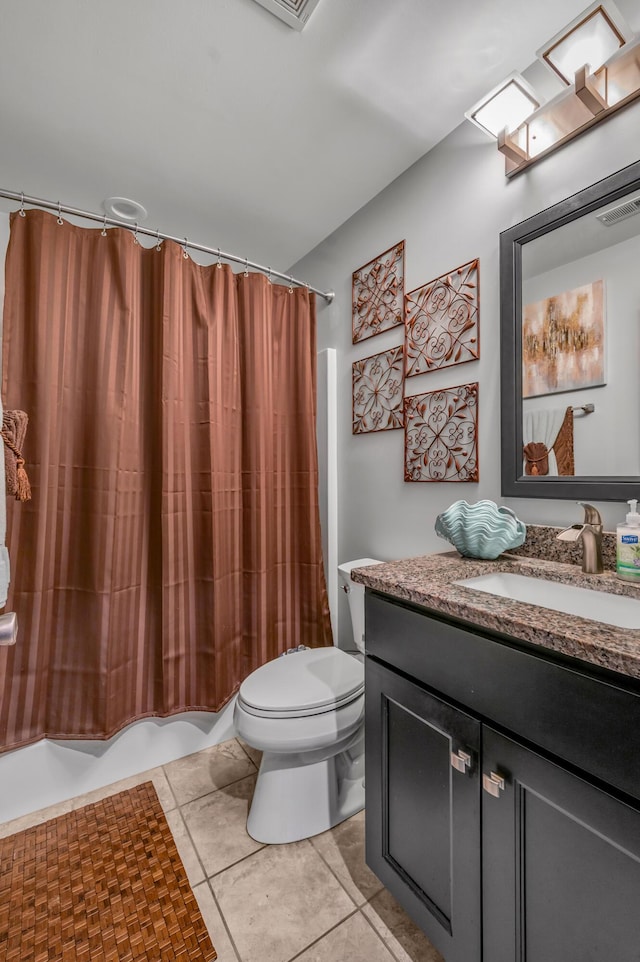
238 647 364 719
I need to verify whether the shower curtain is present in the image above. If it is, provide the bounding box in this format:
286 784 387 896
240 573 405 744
0 210 332 752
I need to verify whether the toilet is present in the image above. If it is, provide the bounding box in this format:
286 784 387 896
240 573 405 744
233 558 380 844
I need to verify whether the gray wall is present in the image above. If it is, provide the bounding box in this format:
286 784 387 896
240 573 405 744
291 106 640 643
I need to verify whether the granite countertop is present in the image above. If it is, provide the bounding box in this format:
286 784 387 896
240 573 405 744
351 551 640 681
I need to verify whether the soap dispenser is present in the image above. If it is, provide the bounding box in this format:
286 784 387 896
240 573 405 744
616 499 640 583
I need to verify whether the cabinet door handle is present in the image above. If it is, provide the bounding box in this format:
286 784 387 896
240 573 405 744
451 749 472 773
482 771 505 797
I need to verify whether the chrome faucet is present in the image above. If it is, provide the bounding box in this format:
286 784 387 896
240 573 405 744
556 502 604 574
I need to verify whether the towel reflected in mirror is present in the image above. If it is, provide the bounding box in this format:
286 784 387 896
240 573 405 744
523 406 574 476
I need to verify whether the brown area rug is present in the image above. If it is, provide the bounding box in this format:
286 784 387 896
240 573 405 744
0 781 217 962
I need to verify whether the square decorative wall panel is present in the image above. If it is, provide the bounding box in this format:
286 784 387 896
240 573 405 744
353 346 404 434
405 382 479 482
352 242 405 344
405 258 480 376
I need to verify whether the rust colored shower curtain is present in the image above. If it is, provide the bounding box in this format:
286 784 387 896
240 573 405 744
0 210 332 752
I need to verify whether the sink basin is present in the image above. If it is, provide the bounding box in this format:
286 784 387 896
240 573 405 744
454 572 640 629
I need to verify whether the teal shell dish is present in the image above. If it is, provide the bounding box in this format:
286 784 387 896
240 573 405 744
434 500 526 560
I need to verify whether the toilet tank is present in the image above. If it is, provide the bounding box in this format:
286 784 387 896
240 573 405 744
337 558 380 653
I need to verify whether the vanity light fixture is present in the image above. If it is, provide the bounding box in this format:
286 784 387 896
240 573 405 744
467 0 640 177
536 1 632 85
465 73 540 139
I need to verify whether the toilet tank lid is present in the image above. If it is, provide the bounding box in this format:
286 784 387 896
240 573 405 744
338 558 381 575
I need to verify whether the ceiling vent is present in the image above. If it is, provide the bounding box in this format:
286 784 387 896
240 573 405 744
249 0 321 30
596 196 640 227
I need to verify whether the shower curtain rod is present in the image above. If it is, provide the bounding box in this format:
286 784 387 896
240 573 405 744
0 189 335 304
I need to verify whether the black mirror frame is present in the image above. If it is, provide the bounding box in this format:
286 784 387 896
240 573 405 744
500 158 640 501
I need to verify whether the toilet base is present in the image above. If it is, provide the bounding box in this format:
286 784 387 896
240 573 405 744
246 735 365 844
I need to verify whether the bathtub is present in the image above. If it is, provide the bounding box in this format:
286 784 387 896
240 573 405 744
0 349 336 825
0 700 236 823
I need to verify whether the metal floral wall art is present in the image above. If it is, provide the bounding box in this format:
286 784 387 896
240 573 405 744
353 346 404 434
352 241 405 343
405 258 480 376
404 382 479 482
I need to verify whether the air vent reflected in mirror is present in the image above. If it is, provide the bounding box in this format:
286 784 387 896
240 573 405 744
596 196 640 227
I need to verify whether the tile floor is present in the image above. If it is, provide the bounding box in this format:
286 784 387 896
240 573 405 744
0 738 444 962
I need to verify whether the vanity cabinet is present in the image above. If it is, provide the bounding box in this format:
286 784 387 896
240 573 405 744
365 657 481 962
365 590 640 962
482 727 640 962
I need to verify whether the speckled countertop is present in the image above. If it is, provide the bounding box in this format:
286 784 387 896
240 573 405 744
351 551 640 681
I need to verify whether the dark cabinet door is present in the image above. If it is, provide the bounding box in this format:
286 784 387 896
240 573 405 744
365 657 482 962
482 726 640 962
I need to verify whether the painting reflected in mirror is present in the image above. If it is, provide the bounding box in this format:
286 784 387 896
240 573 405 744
522 281 605 400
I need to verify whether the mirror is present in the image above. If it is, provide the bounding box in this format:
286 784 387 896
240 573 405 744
500 158 640 501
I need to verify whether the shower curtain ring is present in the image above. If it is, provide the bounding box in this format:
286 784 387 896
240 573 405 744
244 257 249 277
155 229 162 252
183 238 189 259
133 222 139 245
19 192 26 217
217 248 222 269
57 201 63 225
267 266 272 282
288 275 294 294
101 215 107 237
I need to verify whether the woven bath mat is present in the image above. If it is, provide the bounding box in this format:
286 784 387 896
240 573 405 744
0 781 217 962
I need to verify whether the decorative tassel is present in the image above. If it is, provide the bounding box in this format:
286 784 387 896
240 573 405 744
0 427 32 502
15 457 31 502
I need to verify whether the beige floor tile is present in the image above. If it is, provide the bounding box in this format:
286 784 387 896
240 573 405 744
69 766 176 814
181 774 263 877
310 810 384 906
164 738 257 806
147 766 178 811
192 881 240 962
295 911 397 962
211 839 355 962
164 807 206 886
362 888 445 962
235 736 262 769
0 796 75 839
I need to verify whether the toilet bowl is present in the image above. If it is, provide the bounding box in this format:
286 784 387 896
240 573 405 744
233 557 380 844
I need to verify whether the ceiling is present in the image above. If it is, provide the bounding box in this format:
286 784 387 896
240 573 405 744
1 0 638 274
